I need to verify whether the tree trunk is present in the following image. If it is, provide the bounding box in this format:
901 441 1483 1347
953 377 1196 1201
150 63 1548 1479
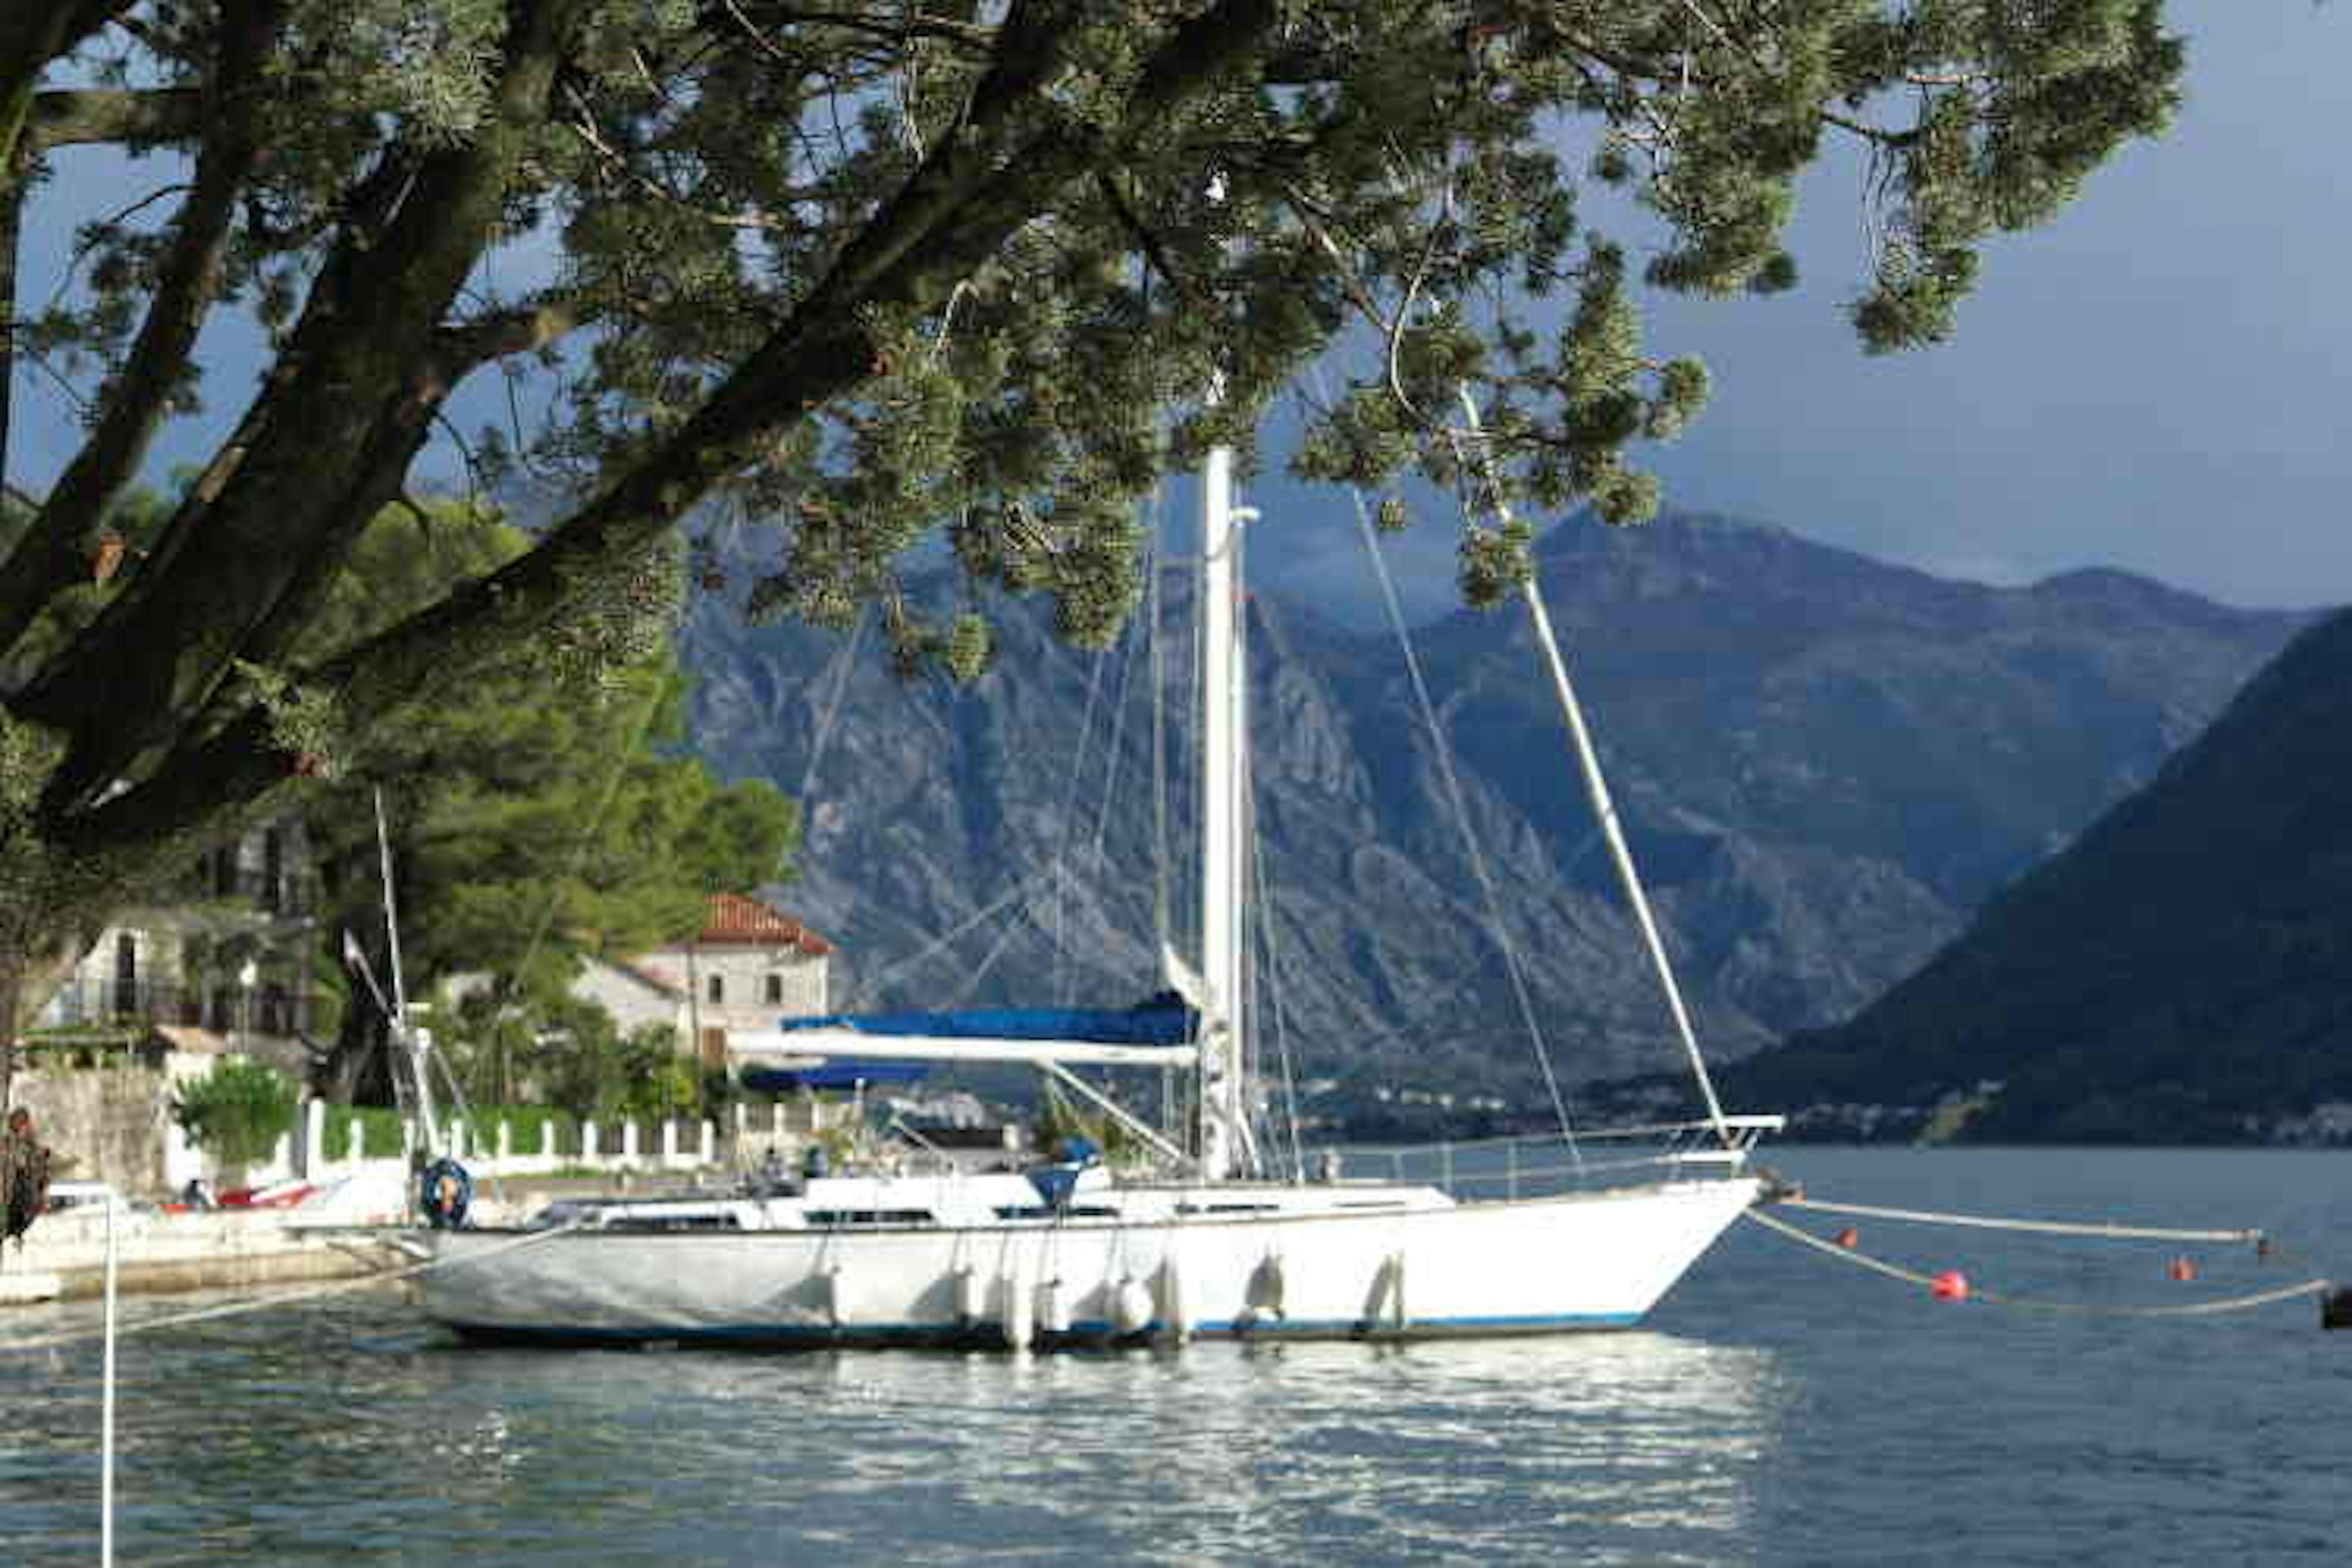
0 932 83 1114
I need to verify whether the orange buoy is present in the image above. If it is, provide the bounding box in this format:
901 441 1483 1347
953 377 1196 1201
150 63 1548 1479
1834 1226 1860 1250
2168 1256 2197 1283
1930 1270 1970 1302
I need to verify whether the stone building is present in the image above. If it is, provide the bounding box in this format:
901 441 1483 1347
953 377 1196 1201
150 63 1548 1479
31 817 322 1065
598 892 834 1069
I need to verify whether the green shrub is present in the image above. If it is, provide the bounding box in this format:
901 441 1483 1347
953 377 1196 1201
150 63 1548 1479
172 1060 298 1169
325 1105 405 1161
466 1105 579 1156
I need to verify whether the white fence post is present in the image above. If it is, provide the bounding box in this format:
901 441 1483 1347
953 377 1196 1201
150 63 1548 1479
700 1119 716 1166
622 1120 639 1169
302 1098 326 1179
660 1119 679 1168
583 1121 600 1164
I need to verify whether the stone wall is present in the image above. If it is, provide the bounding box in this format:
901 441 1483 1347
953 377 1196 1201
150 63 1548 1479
12 1060 176 1193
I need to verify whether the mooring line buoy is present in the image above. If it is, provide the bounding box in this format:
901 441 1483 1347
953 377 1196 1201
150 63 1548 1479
1743 1207 2337 1322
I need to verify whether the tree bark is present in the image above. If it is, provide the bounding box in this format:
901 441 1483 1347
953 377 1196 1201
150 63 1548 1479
0 2 282 667
14 0 590 809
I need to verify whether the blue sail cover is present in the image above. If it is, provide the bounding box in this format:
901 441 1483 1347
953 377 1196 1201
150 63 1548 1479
743 1060 932 1093
771 990 1199 1047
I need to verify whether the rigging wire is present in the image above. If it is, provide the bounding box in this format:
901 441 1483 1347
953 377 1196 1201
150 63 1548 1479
1085 574 1148 873
1449 383 1733 1145
1147 492 1175 969
1049 636 1112 1005
944 902 1030 1009
842 869 1058 1008
1310 382 1580 1163
1250 819 1308 1183
797 603 872 806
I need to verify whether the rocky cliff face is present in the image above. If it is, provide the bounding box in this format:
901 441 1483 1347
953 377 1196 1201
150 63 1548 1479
684 512 2301 1106
1724 603 2352 1143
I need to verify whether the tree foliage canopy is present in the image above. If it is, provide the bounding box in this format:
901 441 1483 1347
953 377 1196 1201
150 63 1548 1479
0 1 2183 1086
303 497 797 994
298 496 796 1101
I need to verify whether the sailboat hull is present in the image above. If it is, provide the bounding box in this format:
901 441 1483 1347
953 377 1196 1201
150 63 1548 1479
416 1176 1761 1349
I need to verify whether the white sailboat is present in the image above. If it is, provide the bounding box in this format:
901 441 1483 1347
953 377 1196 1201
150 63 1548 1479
413 436 1781 1349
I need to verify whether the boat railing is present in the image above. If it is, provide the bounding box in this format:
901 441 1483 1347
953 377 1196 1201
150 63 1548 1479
1332 1116 1782 1204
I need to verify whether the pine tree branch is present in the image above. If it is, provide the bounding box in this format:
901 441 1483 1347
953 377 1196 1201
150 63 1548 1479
61 0 1288 864
432 296 600 380
0 1 285 668
25 86 203 153
0 1 140 173
16 0 597 808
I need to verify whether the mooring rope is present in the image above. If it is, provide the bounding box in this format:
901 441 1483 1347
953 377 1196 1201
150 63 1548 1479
1779 1195 2264 1246
1744 1207 2334 1319
0 1218 587 1356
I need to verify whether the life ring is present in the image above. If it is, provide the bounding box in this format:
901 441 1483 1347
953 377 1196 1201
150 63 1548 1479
418 1158 472 1229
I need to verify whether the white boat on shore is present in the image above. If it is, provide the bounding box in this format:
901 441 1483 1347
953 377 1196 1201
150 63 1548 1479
413 423 1781 1349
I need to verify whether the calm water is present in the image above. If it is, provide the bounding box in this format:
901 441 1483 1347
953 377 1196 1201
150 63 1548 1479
2 1148 2346 1566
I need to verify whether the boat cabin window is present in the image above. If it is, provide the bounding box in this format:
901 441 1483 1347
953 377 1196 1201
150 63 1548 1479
602 1212 744 1232
1177 1202 1281 1215
992 1204 1122 1221
805 1208 936 1227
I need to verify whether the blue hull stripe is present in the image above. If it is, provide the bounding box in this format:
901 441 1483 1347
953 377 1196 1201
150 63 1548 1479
441 1311 1643 1349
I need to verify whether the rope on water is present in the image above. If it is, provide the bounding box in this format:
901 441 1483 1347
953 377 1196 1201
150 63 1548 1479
0 1218 586 1356
1779 1195 2264 1246
1744 1207 2334 1319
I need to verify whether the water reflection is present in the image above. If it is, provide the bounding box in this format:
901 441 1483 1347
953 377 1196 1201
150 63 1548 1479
1 1294 1792 1567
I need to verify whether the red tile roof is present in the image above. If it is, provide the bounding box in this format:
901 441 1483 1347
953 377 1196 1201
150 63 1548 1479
696 892 834 956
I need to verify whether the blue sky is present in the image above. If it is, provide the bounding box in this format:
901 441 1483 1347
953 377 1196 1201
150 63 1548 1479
10 3 2346 618
1635 1 2351 609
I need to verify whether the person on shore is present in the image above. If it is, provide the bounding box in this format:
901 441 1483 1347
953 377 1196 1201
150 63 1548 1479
2 1106 53 1246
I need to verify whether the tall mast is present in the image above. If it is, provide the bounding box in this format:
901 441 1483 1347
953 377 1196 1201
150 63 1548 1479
1196 445 1256 1179
1454 388 1733 1144
375 786 441 1157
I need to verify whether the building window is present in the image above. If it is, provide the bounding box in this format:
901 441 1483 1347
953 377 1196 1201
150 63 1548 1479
262 826 285 914
707 974 725 1005
113 933 139 1017
765 973 783 1006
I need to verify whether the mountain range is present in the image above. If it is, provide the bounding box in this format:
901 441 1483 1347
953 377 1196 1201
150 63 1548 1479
1719 603 2352 1144
681 511 2304 1120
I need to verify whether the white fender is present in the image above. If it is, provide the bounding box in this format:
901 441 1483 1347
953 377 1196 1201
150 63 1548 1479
1000 1268 1035 1351
1157 1253 1192 1345
1113 1274 1155 1336
954 1264 986 1325
1246 1252 1287 1320
1036 1276 1071 1335
818 1261 845 1329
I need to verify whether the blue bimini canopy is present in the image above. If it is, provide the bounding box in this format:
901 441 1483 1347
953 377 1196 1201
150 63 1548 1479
741 1060 932 1095
772 990 1197 1047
